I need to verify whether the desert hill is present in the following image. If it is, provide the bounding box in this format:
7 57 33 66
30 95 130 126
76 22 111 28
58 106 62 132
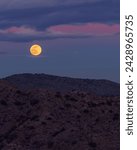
4 73 120 96
0 75 119 150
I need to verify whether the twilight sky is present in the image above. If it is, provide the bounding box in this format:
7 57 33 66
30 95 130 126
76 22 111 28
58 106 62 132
0 0 120 82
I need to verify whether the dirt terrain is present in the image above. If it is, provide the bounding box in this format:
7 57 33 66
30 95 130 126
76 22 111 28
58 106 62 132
0 75 119 150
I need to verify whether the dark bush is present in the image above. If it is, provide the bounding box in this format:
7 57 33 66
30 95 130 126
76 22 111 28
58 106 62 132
30 115 39 121
55 92 62 98
7 132 17 143
88 142 97 148
113 113 119 121
0 100 8 106
14 101 25 106
47 141 54 149
30 99 39 106
107 100 112 106
69 97 78 102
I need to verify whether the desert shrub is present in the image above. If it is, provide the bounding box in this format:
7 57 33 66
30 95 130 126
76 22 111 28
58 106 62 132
88 142 97 148
30 115 39 121
113 113 119 121
71 141 77 145
14 101 25 106
0 100 8 106
55 92 62 98
65 103 71 108
83 109 89 113
69 97 78 102
32 140 45 149
27 126 35 130
47 141 54 149
7 132 17 143
107 100 112 106
64 94 70 99
30 99 39 106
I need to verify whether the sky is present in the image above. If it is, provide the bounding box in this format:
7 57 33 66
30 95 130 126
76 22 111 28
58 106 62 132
0 0 120 82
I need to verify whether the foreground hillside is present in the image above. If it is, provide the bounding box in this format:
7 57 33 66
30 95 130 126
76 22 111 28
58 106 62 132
4 73 120 96
0 78 119 150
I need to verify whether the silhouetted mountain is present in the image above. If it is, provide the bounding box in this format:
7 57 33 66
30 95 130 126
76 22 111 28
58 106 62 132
0 80 119 150
4 73 120 96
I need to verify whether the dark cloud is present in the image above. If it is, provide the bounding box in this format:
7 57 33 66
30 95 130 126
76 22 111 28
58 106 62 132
0 32 91 42
0 51 8 55
0 0 119 28
0 0 101 10
0 0 119 42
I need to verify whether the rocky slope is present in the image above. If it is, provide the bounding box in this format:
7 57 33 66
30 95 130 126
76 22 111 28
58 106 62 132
0 77 119 150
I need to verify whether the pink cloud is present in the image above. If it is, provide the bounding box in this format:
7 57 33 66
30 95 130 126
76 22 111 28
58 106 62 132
47 23 120 36
0 26 38 35
0 23 119 41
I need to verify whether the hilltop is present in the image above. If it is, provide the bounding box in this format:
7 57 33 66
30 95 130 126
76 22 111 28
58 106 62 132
4 73 120 96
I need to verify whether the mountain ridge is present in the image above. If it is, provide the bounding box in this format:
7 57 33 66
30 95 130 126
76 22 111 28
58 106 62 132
3 73 120 96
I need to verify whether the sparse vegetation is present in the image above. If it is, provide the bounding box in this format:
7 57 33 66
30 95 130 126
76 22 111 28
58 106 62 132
0 76 120 150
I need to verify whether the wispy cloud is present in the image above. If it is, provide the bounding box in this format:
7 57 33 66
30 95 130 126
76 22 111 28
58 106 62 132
0 0 119 42
48 23 120 36
0 23 119 42
0 26 38 35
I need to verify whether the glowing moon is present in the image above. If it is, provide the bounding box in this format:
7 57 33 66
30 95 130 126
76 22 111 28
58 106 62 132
30 44 42 56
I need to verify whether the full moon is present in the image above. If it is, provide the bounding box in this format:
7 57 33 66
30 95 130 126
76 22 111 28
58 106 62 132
30 44 42 56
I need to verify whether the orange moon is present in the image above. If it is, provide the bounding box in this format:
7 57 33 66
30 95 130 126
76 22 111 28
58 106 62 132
30 44 42 56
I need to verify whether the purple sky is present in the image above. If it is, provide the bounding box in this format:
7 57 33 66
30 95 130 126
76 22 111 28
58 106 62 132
0 0 120 82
